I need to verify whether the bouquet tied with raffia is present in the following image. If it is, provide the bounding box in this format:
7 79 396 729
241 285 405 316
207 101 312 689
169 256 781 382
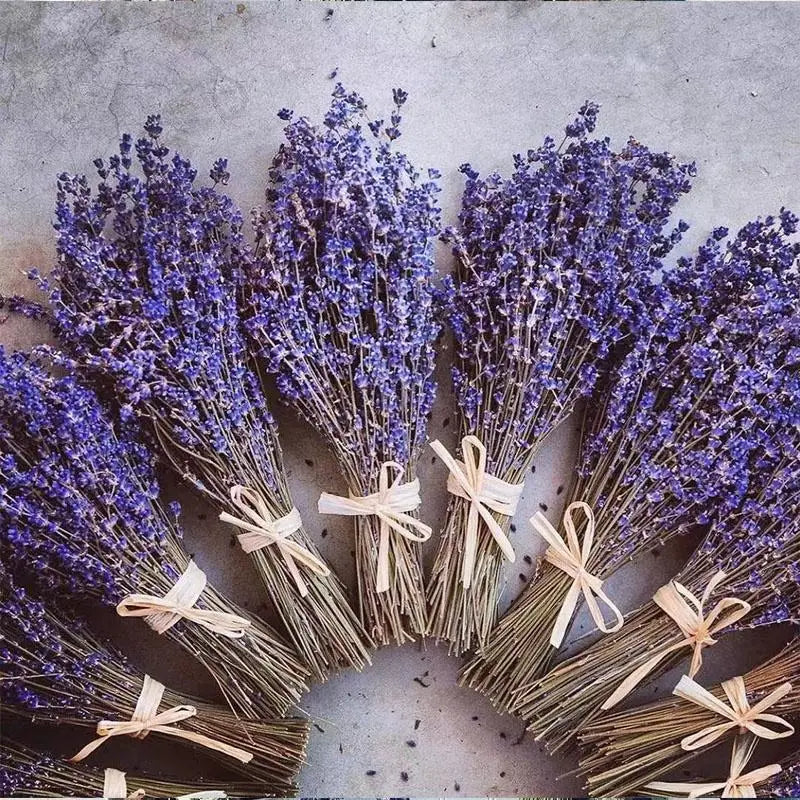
31 116 371 680
239 86 441 645
0 347 307 717
425 103 695 655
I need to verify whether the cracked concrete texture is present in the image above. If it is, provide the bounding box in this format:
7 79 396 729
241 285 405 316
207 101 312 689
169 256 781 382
0 2 798 796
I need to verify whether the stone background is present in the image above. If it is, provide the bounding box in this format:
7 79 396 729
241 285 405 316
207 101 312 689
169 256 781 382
0 2 798 796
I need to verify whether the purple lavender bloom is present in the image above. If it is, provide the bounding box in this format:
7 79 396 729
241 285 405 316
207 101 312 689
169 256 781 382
239 86 441 644
0 563 118 719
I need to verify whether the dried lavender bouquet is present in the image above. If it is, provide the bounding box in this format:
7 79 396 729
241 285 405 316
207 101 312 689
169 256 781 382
37 116 371 680
426 103 694 654
240 86 440 645
580 636 800 796
461 215 798 710
513 216 800 749
0 347 306 717
2 740 262 798
0 565 309 794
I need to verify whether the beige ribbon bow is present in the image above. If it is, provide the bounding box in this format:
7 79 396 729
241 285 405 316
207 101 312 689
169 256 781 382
103 768 145 800
219 485 330 597
429 435 524 589
116 561 251 639
602 570 751 710
646 734 781 798
70 675 253 764
318 461 432 593
531 501 623 648
674 673 794 751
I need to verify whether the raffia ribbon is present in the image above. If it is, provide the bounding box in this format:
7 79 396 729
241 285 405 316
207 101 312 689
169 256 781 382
219 485 330 597
116 560 250 639
646 734 781 798
672 673 794 751
429 435 524 589
531 500 623 648
602 570 751 710
103 768 145 800
318 461 432 593
70 675 253 764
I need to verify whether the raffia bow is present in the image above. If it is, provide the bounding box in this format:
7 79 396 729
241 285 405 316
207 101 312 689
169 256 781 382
318 461 431 593
219 484 330 597
673 673 794 751
646 734 781 798
602 570 751 710
103 769 145 800
116 560 251 639
531 500 623 648
429 435 524 589
70 675 253 764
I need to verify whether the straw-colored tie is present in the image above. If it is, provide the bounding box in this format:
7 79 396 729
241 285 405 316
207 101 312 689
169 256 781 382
429 435 523 589
219 484 330 597
116 560 251 638
102 769 145 800
70 675 253 764
531 500 623 647
672 673 794 751
646 734 781 798
318 461 431 593
602 570 751 710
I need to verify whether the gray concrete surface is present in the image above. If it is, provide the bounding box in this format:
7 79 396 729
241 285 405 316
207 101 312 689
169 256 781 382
1 2 799 796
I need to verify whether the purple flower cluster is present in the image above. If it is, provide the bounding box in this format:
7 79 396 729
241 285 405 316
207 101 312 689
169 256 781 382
44 116 283 506
441 103 695 476
238 86 441 643
39 116 372 680
244 85 441 485
0 348 171 603
580 211 800 567
0 563 119 719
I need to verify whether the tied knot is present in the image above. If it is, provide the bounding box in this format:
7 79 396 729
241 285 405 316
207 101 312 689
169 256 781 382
675 673 794 752
602 570 751 710
646 734 781 798
116 561 251 639
102 769 145 800
430 435 524 589
318 461 431 593
531 501 623 648
220 484 330 597
70 675 253 765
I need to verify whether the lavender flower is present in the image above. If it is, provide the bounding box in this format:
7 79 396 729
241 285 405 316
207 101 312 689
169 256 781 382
0 347 306 717
241 85 441 644
0 562 309 794
463 213 800 709
41 117 372 679
427 104 695 654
